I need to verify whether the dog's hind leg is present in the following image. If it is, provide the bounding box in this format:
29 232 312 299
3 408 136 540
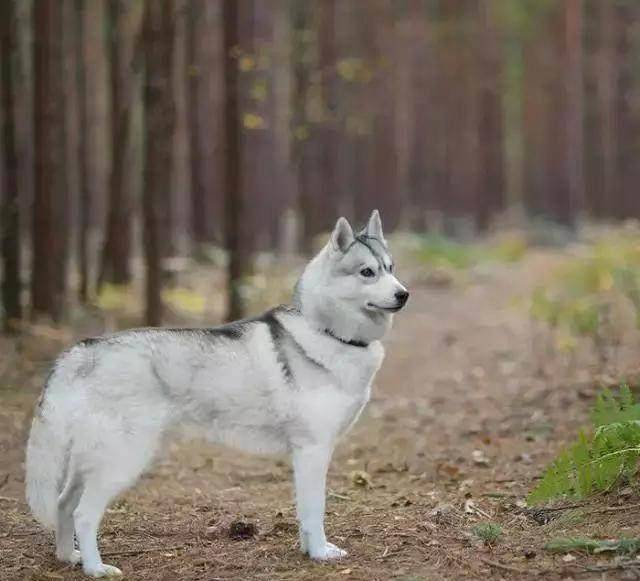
70 416 162 577
74 481 123 578
55 465 83 565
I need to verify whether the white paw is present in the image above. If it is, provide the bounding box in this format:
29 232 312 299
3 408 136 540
83 563 123 578
309 542 348 561
58 549 82 565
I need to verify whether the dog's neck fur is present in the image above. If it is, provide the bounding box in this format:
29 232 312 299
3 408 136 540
292 245 392 347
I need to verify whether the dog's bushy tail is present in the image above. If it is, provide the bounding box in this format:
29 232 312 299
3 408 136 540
25 399 68 530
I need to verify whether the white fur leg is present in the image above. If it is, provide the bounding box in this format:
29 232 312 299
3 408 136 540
292 444 346 560
73 486 121 577
57 548 82 565
55 510 78 564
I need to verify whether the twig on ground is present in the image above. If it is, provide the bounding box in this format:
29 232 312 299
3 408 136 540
593 502 640 513
327 490 351 501
101 545 186 557
0 496 19 502
579 561 640 574
0 473 9 489
528 502 587 513
479 557 527 574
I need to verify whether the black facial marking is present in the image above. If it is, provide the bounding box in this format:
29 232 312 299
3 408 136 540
354 234 390 272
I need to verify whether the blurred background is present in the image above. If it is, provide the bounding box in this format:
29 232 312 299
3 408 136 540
1 0 639 330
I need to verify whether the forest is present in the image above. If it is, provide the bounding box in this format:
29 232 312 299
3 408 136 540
1 0 639 328
3 1 640 580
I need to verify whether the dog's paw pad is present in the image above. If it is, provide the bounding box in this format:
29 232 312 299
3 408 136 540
310 542 348 561
84 563 123 578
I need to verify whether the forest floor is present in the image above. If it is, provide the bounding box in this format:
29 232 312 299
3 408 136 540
2 245 640 580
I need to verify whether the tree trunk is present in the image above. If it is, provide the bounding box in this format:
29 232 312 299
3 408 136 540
476 0 505 231
99 0 133 288
186 0 208 251
32 0 66 321
563 0 585 225
76 0 90 302
142 0 175 326
1 0 22 332
223 0 247 321
290 0 314 254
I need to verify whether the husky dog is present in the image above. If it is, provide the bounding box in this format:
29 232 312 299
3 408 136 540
26 210 409 577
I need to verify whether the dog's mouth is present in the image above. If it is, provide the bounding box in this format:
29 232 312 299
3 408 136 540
366 302 403 313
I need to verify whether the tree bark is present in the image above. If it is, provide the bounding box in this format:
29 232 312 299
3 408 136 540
563 0 585 225
186 0 208 251
223 0 247 321
1 0 22 332
32 0 66 321
76 0 90 302
476 0 505 231
99 0 133 288
142 0 175 326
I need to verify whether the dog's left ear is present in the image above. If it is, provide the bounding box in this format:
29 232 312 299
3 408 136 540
365 209 386 245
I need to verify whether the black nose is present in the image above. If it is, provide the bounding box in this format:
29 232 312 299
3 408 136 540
395 290 409 305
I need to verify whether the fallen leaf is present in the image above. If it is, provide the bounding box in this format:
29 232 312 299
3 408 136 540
350 470 372 488
472 449 490 467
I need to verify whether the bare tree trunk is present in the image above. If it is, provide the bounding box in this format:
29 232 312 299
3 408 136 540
476 0 505 231
290 0 314 254
223 0 247 321
32 0 66 321
186 0 208 252
1 0 22 332
76 0 90 302
99 0 133 288
564 0 585 226
142 0 175 326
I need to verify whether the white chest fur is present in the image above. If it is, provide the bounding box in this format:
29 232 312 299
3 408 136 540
282 314 385 444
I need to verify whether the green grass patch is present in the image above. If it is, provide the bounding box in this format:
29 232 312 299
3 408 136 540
530 232 640 351
472 522 503 544
545 537 640 556
415 234 527 270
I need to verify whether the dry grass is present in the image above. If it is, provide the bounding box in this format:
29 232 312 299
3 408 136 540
2 249 640 580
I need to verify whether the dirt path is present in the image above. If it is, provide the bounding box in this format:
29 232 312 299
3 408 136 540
1 253 638 580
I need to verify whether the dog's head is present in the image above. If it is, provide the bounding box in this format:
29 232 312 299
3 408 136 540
297 210 409 343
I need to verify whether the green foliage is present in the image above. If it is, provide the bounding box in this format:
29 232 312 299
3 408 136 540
529 233 640 350
528 386 640 505
545 537 640 556
415 234 527 271
416 235 476 270
472 522 503 544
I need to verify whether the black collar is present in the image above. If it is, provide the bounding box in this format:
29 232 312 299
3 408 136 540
324 328 369 348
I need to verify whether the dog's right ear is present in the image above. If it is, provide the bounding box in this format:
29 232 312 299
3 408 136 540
330 217 355 253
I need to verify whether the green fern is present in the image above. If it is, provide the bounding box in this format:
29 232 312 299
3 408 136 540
528 386 640 505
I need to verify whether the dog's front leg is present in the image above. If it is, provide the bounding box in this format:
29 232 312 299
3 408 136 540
292 444 347 560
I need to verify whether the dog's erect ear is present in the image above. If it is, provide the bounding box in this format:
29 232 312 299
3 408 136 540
330 217 355 253
365 209 386 244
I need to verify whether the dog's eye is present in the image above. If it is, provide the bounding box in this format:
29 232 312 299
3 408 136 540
360 267 375 278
